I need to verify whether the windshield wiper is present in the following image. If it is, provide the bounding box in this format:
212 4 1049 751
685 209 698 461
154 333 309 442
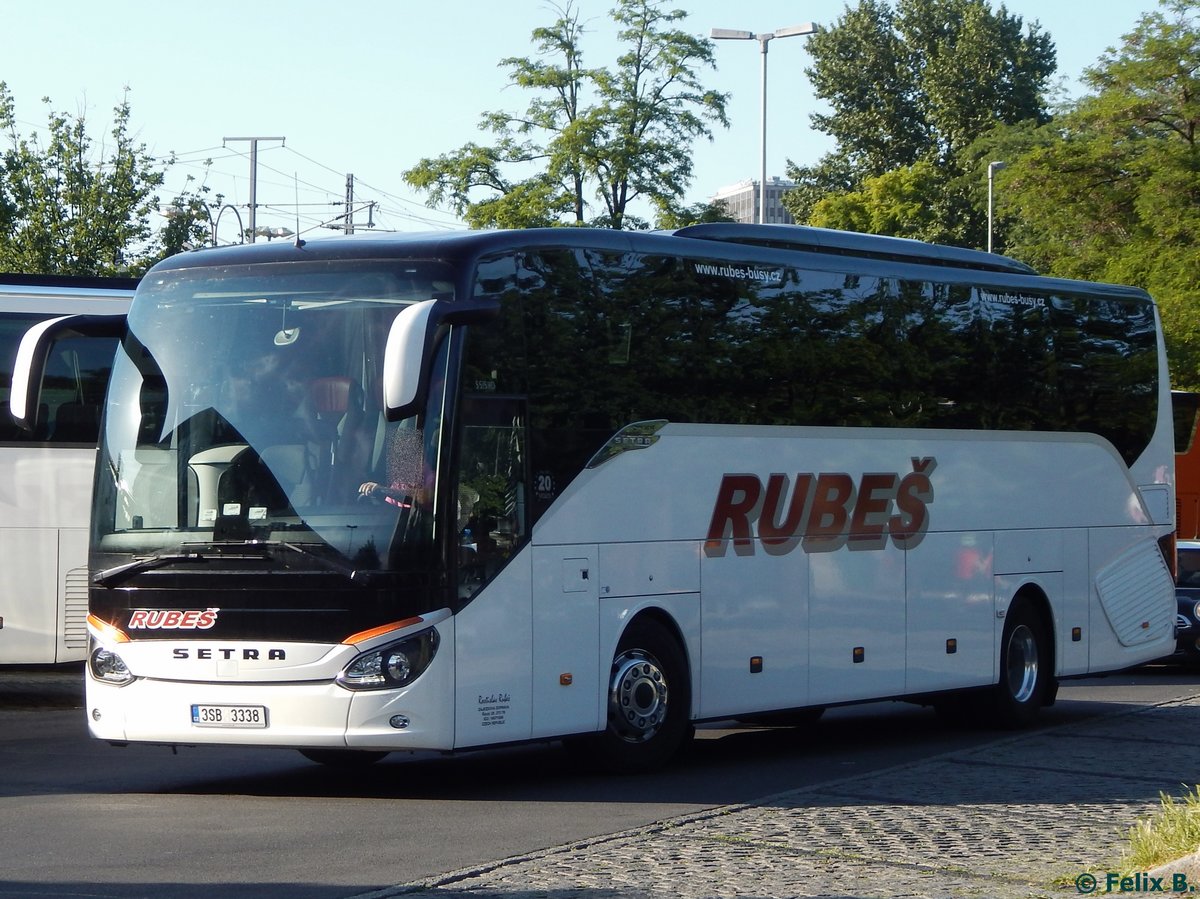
272 541 376 584
93 551 212 588
93 541 375 589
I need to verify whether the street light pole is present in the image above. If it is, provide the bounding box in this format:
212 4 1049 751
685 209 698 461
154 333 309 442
713 23 816 225
987 160 1006 254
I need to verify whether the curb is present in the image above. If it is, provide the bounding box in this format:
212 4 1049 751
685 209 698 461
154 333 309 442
352 692 1200 899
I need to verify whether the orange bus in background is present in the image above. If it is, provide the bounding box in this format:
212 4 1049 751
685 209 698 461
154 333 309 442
1175 391 1200 539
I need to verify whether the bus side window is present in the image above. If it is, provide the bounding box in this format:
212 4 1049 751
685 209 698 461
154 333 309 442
0 313 47 441
456 394 528 601
40 334 119 444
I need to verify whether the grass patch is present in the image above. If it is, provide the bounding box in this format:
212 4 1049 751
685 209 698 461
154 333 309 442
1123 786 1200 872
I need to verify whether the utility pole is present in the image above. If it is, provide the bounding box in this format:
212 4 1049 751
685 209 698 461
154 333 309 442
223 136 286 242
324 176 374 234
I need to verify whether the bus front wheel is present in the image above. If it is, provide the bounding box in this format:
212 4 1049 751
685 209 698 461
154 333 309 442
569 618 693 773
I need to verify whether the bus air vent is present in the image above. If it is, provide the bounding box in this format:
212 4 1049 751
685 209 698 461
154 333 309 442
1094 542 1175 647
62 566 90 649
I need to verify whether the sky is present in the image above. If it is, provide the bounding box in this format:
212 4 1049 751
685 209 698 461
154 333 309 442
1 0 1169 240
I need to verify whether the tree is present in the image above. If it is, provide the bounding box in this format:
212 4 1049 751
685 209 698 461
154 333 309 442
0 83 175 276
652 198 736 229
782 0 1056 244
154 171 235 258
404 0 729 230
991 0 1200 385
808 160 946 240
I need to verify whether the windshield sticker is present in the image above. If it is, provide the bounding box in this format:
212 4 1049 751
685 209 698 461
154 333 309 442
705 458 936 557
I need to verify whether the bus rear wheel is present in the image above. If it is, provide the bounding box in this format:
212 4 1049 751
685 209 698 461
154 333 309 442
568 618 692 773
991 598 1052 728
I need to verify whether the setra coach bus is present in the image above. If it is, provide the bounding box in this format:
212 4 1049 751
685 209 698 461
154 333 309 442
0 274 133 664
12 224 1177 770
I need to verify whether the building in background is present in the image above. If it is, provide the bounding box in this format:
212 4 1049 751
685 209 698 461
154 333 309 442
711 177 796 225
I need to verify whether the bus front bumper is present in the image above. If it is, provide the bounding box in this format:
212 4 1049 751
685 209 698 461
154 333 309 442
84 663 455 751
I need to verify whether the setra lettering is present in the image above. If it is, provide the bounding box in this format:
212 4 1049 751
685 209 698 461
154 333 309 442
705 458 936 557
172 647 286 660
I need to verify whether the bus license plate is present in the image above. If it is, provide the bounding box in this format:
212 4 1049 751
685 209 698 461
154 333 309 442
191 704 268 728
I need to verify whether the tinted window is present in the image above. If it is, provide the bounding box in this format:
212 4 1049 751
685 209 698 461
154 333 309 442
0 313 117 444
469 248 1160 522
1178 546 1200 587
466 250 608 520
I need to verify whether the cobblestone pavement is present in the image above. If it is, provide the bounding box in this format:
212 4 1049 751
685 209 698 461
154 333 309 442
356 695 1200 899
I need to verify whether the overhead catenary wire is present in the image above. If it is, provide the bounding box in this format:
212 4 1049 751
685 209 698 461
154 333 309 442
163 141 464 233
282 146 461 223
5 100 464 233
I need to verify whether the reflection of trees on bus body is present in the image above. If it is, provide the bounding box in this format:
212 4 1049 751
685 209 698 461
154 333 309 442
466 246 1159 525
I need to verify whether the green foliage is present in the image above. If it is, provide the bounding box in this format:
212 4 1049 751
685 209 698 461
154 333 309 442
991 0 1200 387
809 160 948 241
803 0 928 179
403 0 728 230
783 0 1055 237
1123 786 1200 873
0 83 216 276
0 83 169 276
652 198 736 229
156 175 235 256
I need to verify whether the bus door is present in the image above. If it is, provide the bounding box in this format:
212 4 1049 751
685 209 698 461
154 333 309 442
454 393 529 601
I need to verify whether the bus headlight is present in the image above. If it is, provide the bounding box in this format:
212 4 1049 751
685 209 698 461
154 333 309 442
89 647 134 686
337 628 439 691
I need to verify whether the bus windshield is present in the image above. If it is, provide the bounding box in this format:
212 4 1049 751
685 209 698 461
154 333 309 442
93 259 455 579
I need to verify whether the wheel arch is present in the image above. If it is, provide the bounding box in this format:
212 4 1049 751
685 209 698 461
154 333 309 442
1003 581 1057 678
570 603 696 772
999 580 1060 711
615 604 696 717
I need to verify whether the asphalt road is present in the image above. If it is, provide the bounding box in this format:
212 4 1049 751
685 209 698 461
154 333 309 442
2 664 1198 898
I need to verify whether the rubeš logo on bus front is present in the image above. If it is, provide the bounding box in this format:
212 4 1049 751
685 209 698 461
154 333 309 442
705 458 936 556
128 609 220 630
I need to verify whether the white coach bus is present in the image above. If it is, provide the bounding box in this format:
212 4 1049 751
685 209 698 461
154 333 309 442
15 225 1175 770
0 274 133 664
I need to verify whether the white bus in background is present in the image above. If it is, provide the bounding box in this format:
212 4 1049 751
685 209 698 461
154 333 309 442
16 226 1177 771
0 274 133 664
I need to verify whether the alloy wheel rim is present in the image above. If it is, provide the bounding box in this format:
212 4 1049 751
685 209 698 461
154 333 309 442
1006 624 1039 703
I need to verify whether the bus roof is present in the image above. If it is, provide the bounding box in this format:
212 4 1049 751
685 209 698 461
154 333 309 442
0 272 140 299
672 223 1037 275
143 227 1151 303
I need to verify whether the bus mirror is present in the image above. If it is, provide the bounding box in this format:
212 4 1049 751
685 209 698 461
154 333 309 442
383 301 499 421
10 313 127 431
383 300 438 421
